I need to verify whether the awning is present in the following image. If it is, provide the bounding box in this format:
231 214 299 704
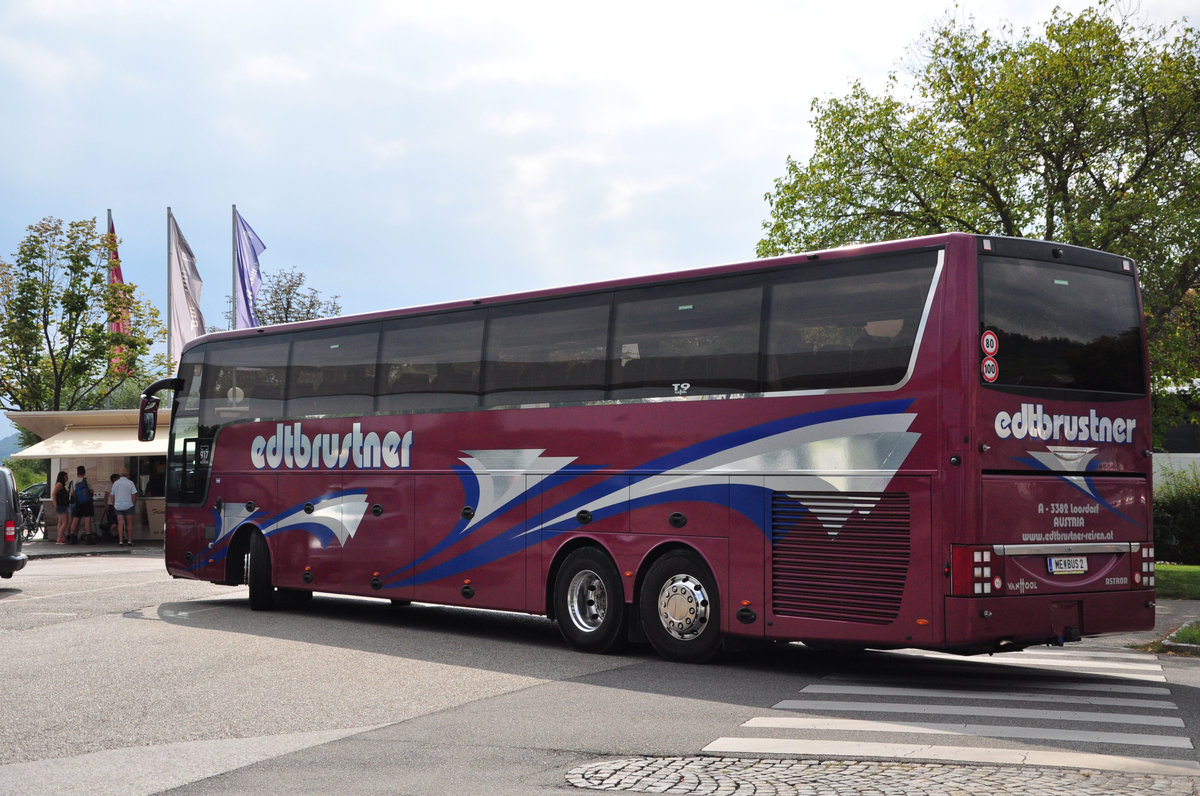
10 426 168 460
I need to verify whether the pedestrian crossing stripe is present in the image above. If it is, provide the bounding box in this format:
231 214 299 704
818 676 1170 696
742 717 1193 749
770 700 1184 727
701 738 1200 776
863 648 1168 681
800 683 1177 709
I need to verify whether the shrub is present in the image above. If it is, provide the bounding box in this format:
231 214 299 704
1155 463 1200 564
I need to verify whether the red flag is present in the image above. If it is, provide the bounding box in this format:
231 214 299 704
107 210 132 375
108 210 129 337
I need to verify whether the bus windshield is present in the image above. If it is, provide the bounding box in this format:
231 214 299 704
979 256 1144 395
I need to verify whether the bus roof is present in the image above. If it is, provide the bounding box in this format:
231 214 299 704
182 232 1131 355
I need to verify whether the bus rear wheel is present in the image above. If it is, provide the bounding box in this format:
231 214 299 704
640 550 721 663
553 547 628 654
247 530 278 611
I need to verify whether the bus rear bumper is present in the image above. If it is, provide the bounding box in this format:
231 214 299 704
944 590 1156 653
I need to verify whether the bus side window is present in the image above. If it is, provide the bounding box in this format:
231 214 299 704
764 253 936 391
481 296 609 407
199 336 290 427
376 311 484 412
610 279 761 398
287 325 379 417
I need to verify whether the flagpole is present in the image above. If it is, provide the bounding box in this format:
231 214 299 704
231 204 237 331
166 207 174 367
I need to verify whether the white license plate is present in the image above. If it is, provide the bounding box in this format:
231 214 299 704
1047 555 1088 575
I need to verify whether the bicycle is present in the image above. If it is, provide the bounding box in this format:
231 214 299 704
19 495 44 541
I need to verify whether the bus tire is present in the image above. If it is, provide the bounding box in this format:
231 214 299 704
640 550 721 663
553 547 628 654
247 531 278 611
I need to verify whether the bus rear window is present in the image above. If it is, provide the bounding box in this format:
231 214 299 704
979 257 1144 395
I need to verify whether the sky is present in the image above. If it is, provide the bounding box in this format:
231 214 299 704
0 0 1194 437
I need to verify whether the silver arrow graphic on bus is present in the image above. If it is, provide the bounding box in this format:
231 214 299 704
1026 445 1103 502
457 449 577 534
525 410 919 537
217 491 371 548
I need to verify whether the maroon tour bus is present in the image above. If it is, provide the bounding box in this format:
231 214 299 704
140 233 1154 662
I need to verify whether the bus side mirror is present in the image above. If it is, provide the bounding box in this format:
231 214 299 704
139 395 161 442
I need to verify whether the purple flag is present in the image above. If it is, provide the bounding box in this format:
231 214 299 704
234 210 266 328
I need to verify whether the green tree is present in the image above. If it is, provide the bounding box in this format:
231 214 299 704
758 3 1200 439
211 267 342 331
0 216 168 415
255 267 342 325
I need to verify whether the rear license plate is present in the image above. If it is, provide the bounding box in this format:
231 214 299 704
1047 555 1088 575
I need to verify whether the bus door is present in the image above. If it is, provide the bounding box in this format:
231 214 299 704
414 471 531 612
163 423 214 576
343 471 414 602
274 471 344 590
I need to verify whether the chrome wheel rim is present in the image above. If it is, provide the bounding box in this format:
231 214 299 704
656 573 710 641
566 569 609 633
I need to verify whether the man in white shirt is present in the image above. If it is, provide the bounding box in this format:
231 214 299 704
110 469 139 547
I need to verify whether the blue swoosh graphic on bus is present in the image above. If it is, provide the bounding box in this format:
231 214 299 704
385 398 919 589
187 490 370 571
384 460 604 580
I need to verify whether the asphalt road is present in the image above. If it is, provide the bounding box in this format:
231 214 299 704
2 554 1198 795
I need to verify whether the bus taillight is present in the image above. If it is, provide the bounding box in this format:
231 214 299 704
951 546 1005 596
1134 545 1155 588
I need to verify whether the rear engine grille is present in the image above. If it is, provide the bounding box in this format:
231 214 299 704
771 491 910 624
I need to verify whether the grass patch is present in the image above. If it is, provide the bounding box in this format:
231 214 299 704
1171 623 1200 645
1154 564 1200 599
1126 564 1200 655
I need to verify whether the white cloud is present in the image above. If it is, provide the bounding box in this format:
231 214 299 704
0 34 78 87
0 0 1193 330
237 54 313 87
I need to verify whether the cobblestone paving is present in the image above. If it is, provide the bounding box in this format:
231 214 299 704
565 757 1200 794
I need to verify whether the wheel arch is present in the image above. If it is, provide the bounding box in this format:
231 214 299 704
543 535 620 622
632 541 720 611
220 523 262 586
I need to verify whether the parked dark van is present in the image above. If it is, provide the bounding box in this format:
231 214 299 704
1 467 28 578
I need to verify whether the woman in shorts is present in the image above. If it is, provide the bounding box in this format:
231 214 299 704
51 471 70 544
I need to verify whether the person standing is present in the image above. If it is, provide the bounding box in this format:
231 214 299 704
110 469 138 547
67 465 94 543
51 471 70 544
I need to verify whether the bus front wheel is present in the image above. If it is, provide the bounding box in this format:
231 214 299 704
247 531 278 611
553 547 628 654
640 550 721 663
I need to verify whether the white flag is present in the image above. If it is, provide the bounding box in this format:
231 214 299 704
168 211 205 363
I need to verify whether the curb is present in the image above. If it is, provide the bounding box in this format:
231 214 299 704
26 548 133 560
1161 624 1200 655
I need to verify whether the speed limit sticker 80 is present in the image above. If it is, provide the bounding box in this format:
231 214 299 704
981 330 999 356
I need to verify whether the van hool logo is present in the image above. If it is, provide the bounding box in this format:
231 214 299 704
994 403 1138 444
250 423 413 470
